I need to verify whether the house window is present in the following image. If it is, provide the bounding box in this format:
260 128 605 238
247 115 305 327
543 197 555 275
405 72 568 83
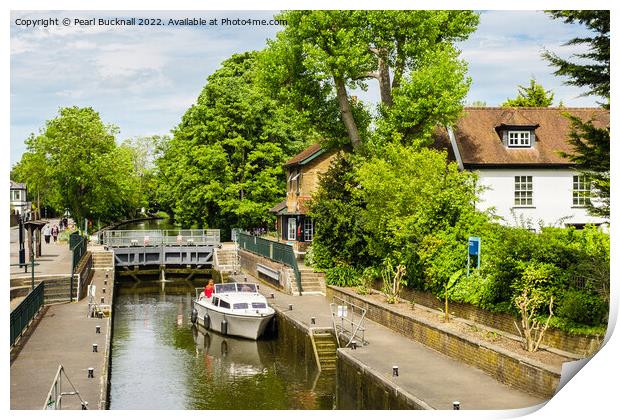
514 176 533 206
573 175 590 207
303 218 314 242
287 218 297 240
508 131 531 147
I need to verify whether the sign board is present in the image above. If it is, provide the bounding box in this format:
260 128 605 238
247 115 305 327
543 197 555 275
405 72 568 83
468 236 481 256
337 305 348 318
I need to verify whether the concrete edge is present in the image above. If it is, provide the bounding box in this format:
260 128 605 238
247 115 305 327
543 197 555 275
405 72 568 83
99 270 115 410
337 348 434 410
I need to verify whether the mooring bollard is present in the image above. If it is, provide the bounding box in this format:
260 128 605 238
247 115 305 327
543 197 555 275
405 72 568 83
453 401 460 410
95 325 101 334
244 276 247 282
100 297 105 304
81 401 88 410
102 287 106 294
351 340 357 350
392 366 399 377
288 304 293 311
88 368 94 378
270 293 275 299
104 279 107 286
311 317 316 325
92 343 98 352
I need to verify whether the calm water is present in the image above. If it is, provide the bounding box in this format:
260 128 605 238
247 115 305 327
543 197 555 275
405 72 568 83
108 285 335 409
117 218 178 231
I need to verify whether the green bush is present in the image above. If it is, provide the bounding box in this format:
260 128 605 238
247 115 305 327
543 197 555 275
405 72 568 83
325 265 361 287
557 289 608 325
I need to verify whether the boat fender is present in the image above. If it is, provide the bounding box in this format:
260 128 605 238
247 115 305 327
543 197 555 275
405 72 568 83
204 313 210 329
191 308 198 324
221 319 228 336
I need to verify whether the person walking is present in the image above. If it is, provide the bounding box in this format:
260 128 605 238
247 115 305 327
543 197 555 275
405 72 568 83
52 224 59 243
42 223 51 244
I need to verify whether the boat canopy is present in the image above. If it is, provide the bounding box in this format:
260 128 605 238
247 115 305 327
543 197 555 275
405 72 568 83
214 283 258 294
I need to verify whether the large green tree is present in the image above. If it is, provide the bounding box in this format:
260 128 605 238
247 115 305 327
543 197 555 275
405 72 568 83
272 10 479 149
543 10 610 217
13 106 142 228
156 52 313 232
502 78 554 107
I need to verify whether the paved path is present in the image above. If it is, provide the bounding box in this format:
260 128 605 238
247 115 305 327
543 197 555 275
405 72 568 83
10 219 73 278
231 273 545 410
10 269 112 410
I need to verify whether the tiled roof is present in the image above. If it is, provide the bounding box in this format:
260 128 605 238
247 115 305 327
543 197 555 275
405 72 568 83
434 107 609 167
283 143 323 167
269 199 287 213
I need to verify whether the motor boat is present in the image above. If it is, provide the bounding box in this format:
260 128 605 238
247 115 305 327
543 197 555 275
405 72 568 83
191 282 275 340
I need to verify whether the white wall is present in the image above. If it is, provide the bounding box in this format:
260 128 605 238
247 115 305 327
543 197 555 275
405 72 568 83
475 168 607 229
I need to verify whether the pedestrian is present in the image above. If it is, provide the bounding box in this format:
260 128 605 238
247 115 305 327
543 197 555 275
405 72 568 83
42 224 51 244
52 224 59 243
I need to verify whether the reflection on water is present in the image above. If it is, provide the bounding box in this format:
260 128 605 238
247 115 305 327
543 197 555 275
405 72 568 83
117 218 178 231
109 285 335 409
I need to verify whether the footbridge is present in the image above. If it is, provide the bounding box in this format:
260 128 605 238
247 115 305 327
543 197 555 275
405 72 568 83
102 229 220 268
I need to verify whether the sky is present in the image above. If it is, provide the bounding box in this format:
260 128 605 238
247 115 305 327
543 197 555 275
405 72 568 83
9 10 603 165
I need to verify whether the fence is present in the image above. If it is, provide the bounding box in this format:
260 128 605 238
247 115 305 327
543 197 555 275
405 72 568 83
237 233 302 293
44 365 88 410
10 281 45 347
70 234 87 271
101 229 220 247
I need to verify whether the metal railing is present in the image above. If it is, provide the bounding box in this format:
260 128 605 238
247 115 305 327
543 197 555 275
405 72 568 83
237 233 302 294
71 235 87 271
102 229 220 247
330 296 367 348
10 281 45 347
44 365 88 410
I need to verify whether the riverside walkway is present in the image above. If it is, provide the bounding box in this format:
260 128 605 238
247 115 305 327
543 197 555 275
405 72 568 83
10 222 113 409
230 273 545 410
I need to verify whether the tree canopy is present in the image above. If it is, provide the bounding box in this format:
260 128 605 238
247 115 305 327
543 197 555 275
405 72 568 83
502 79 554 107
155 52 313 233
271 10 479 149
12 106 142 228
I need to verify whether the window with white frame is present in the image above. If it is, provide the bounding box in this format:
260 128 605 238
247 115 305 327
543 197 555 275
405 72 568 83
303 218 314 242
508 131 531 147
514 176 533 206
573 175 591 206
287 218 297 240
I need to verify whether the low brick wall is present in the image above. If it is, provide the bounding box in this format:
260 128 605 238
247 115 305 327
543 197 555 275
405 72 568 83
329 286 561 399
239 249 296 294
395 287 603 356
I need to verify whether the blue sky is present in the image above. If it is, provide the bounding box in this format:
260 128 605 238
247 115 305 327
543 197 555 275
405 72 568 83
10 10 602 165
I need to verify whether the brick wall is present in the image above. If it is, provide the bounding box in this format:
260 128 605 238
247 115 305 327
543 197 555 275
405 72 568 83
394 287 602 356
239 249 296 294
329 286 560 399
336 350 430 409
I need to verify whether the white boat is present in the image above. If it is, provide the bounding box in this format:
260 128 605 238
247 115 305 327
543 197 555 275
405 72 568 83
191 282 275 340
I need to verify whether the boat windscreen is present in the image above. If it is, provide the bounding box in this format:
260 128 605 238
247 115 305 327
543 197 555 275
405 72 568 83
237 283 257 293
215 283 237 294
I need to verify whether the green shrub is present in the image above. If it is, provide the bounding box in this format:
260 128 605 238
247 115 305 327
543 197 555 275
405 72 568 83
325 266 361 287
556 289 608 325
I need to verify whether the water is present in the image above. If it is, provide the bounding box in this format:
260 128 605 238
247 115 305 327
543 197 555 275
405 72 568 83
116 218 178 231
108 284 335 409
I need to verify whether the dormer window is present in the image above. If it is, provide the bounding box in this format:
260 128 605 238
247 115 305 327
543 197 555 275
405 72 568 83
508 130 531 147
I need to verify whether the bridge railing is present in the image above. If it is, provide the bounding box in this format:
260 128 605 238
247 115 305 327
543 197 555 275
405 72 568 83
237 233 302 294
102 229 220 247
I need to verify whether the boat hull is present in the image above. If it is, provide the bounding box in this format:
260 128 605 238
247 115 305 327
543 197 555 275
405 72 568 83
194 300 274 340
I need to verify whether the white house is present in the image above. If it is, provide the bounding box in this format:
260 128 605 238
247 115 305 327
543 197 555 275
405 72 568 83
435 107 609 229
10 180 31 218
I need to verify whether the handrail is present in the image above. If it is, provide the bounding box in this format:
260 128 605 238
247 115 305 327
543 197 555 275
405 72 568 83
102 229 220 247
44 365 88 410
10 281 45 347
237 233 302 295
330 296 367 348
